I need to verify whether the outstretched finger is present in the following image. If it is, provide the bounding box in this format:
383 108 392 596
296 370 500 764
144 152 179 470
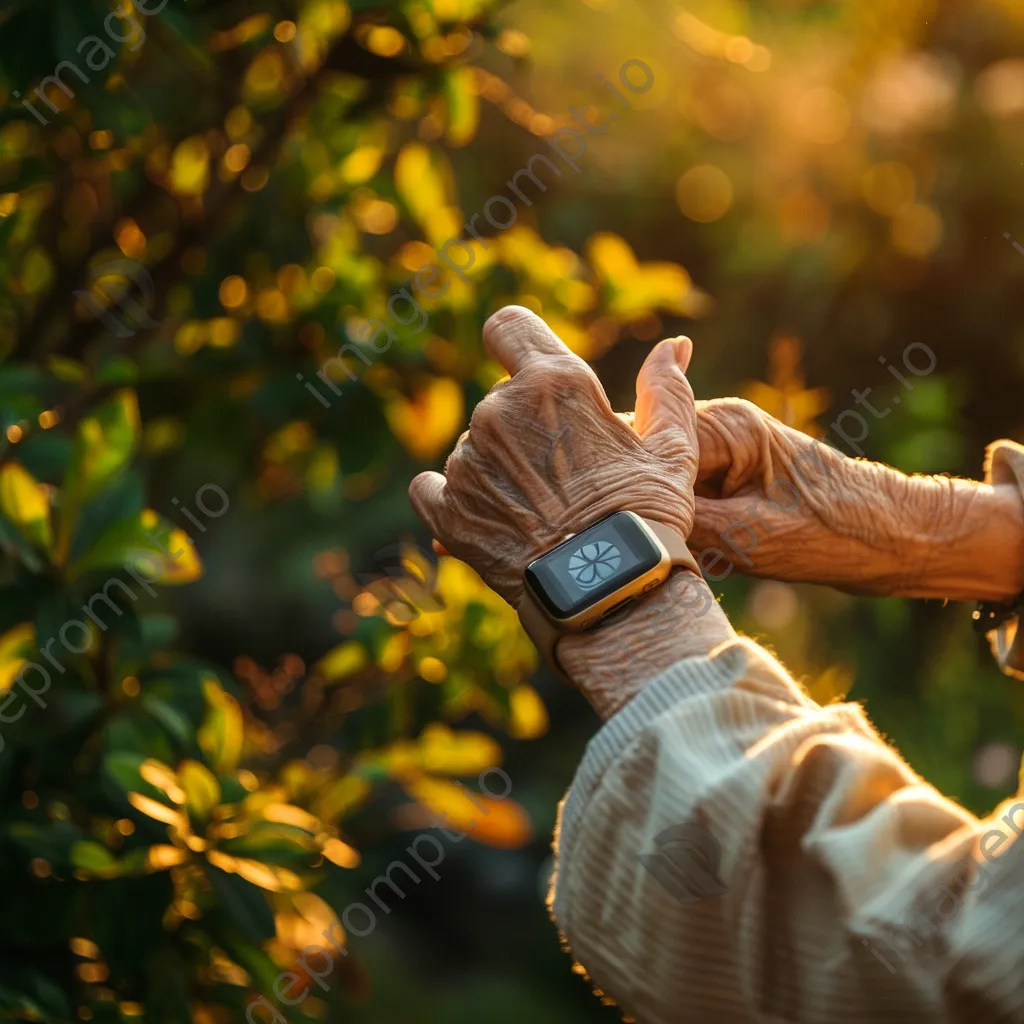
482 306 582 376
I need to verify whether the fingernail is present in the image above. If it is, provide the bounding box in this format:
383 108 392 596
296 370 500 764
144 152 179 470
674 337 693 370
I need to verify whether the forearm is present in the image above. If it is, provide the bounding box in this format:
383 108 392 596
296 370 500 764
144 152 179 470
897 480 1024 602
558 568 736 719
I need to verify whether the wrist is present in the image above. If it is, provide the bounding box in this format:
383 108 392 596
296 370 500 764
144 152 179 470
557 568 736 719
903 481 1024 601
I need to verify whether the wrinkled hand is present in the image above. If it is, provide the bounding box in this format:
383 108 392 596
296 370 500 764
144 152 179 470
408 307 699 611
689 398 1024 600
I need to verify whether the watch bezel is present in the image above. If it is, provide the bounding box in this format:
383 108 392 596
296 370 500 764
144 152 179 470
523 511 671 631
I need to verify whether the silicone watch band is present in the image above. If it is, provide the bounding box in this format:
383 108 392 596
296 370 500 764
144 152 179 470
516 517 701 684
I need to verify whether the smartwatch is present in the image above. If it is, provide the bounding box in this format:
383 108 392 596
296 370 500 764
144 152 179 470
517 510 701 681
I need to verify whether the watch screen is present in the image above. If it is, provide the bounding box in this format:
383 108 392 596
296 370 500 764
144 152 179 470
524 512 662 620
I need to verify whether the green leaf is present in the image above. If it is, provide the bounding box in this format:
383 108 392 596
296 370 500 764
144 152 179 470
213 927 290 1001
22 689 104 744
104 710 177 763
445 67 480 146
5 820 84 870
0 965 70 1022
0 515 45 573
141 695 193 747
70 840 120 878
0 462 52 553
206 866 276 943
104 751 148 793
66 468 144 568
68 509 202 583
220 823 318 866
58 389 140 561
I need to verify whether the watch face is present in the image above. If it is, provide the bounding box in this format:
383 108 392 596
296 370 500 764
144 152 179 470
524 512 662 620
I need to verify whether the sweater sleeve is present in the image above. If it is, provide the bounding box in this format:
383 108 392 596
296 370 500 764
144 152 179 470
983 439 1024 679
549 637 1024 1024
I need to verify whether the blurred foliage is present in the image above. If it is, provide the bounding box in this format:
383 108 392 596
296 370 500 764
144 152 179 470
1 0 1024 1021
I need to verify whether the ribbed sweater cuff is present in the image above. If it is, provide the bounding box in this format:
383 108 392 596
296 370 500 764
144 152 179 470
983 439 1024 679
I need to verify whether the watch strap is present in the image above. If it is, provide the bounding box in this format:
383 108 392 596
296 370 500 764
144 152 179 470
518 591 573 684
517 516 700 684
645 519 701 577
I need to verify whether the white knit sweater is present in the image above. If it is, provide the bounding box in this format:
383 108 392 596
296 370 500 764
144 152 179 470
550 636 1024 1023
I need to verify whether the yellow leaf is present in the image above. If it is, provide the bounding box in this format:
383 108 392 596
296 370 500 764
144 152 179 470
445 67 479 146
509 684 549 739
46 356 87 382
260 803 320 832
149 521 203 584
0 463 52 551
394 144 459 245
179 760 221 821
631 263 693 316
169 137 211 197
586 232 639 280
0 623 34 690
198 679 244 773
140 760 186 804
314 774 371 823
244 49 286 100
340 145 383 184
416 724 503 775
403 776 532 848
322 837 360 868
586 233 694 319
148 845 190 870
127 792 188 829
21 247 53 294
385 377 464 460
207 851 300 891
316 641 368 681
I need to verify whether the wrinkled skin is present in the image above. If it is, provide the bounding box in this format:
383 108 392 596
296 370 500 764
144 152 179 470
687 398 1024 602
408 307 699 612
413 309 1024 634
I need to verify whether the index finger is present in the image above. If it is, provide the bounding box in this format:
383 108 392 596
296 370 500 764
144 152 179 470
482 306 581 375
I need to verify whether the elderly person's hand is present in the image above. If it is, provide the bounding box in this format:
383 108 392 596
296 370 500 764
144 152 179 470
408 307 733 717
689 397 1024 602
409 306 698 606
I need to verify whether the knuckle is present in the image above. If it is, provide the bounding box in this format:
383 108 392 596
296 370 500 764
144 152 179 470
517 354 582 387
469 395 504 434
713 396 758 420
443 433 470 476
703 397 770 439
559 362 604 401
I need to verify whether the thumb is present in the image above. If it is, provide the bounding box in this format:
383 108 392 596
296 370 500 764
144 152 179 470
634 337 697 466
408 471 449 544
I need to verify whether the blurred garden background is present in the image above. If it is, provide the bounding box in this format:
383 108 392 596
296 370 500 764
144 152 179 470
1 0 1024 1020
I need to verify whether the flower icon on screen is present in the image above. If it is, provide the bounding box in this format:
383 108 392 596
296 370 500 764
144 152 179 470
567 541 621 590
